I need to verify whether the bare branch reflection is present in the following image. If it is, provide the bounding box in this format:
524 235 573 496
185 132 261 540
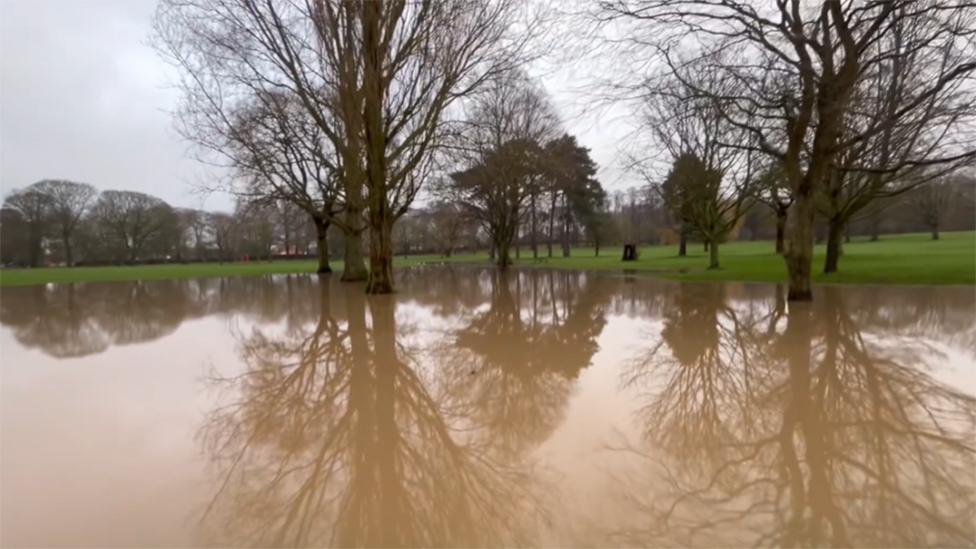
198 277 546 547
615 286 976 548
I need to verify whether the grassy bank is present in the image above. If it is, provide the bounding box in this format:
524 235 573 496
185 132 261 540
2 231 973 287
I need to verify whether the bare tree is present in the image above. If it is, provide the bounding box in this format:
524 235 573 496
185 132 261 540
2 188 50 267
227 92 345 273
910 173 966 241
89 190 178 263
595 0 976 300
443 74 559 269
208 212 238 262
753 167 792 254
155 0 536 293
429 200 469 257
31 180 97 266
641 69 757 269
818 10 976 273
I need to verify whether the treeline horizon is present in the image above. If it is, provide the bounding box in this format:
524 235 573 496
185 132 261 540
3 171 973 269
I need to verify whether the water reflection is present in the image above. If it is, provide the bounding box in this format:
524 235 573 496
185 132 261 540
1 269 973 548
0 275 321 358
617 286 976 547
198 276 563 547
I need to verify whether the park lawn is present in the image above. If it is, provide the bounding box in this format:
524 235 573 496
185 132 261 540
510 230 975 285
0 252 482 287
1 231 972 287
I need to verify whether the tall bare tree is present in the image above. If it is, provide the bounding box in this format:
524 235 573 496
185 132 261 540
910 173 968 241
89 190 178 263
595 0 976 300
227 92 346 273
641 69 757 269
31 180 97 266
155 0 535 293
818 10 976 273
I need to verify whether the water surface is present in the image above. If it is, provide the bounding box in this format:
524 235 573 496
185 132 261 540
2 268 974 547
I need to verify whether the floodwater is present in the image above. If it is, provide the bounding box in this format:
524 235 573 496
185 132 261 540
1 267 974 548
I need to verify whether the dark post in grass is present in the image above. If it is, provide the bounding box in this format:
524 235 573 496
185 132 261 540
622 244 638 261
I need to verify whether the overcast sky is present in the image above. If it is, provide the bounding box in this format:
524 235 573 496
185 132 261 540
0 0 637 213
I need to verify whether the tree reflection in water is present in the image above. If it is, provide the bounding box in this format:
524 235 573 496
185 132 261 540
439 269 609 456
3 269 972 547
197 271 611 547
616 286 976 548
0 275 322 358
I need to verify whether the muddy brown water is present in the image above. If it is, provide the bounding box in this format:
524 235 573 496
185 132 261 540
1 267 974 547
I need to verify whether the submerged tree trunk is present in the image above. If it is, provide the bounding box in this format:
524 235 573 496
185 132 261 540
314 218 332 273
823 218 845 274
361 1 394 295
784 193 815 301
678 231 687 257
341 208 368 282
495 231 513 270
708 239 720 269
775 209 787 254
366 216 395 294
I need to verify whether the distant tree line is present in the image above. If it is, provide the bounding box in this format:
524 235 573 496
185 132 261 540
0 180 322 267
5 167 971 269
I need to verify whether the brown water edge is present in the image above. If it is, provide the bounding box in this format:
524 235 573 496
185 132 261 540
1 267 974 547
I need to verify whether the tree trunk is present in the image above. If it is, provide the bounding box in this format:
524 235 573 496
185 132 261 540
361 1 393 295
495 232 513 270
366 217 395 294
931 222 940 240
341 209 368 282
283 218 292 256
703 240 709 252
547 191 557 258
823 218 844 274
708 239 720 269
28 232 41 268
678 231 687 257
63 233 74 267
314 218 332 273
775 209 787 254
561 196 570 258
784 193 815 301
594 236 600 257
530 193 538 259
515 223 520 259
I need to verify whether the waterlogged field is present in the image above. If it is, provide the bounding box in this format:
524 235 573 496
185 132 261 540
1 231 973 287
2 267 974 547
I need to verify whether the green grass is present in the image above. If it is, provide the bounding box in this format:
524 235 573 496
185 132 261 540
1 231 973 287
512 230 975 286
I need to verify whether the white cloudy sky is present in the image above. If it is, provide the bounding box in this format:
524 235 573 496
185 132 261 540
0 0 640 212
